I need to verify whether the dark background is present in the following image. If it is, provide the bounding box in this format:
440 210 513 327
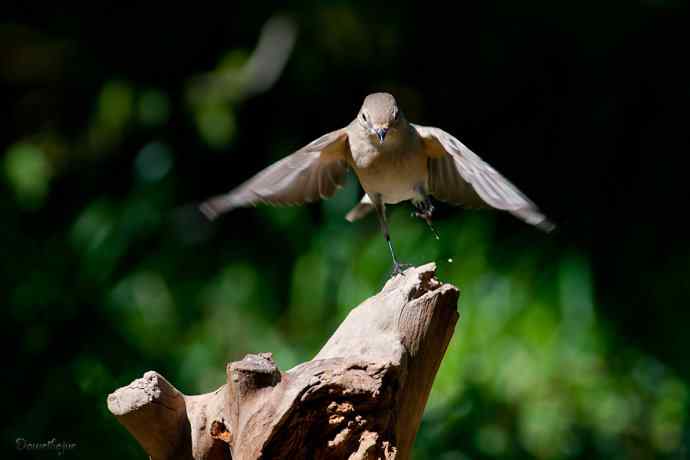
3 2 689 458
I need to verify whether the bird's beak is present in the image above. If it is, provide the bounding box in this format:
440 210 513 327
374 127 388 144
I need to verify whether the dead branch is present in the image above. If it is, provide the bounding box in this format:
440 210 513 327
107 263 459 459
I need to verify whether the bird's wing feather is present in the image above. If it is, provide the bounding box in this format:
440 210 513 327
200 129 350 219
414 124 554 231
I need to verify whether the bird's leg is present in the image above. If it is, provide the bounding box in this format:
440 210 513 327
372 194 409 276
412 187 440 240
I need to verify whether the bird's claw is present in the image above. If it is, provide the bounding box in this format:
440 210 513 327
391 261 412 277
414 209 433 220
413 210 440 240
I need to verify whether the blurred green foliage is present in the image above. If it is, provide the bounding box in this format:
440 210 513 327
3 2 690 459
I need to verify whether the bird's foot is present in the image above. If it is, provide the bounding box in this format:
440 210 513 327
413 209 440 240
413 209 432 220
391 261 412 277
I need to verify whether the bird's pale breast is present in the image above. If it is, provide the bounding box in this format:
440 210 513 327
353 147 428 204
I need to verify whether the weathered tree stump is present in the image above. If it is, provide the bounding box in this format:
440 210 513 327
107 263 460 459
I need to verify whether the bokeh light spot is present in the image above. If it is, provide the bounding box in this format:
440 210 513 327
135 141 173 182
4 142 52 208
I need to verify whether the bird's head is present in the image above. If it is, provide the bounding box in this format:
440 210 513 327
358 92 404 144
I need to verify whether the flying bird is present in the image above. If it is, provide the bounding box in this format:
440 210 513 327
201 93 554 274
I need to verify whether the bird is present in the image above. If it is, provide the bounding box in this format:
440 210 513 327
200 92 554 275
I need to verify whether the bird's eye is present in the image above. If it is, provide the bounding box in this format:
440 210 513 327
361 113 367 122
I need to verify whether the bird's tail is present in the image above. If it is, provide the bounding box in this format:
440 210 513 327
345 194 375 222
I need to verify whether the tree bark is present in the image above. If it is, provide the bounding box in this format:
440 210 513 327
107 262 459 459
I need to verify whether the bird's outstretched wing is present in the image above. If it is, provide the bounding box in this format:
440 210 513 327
414 124 554 231
200 129 350 219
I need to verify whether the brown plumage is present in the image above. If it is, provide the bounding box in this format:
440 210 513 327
201 92 554 274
